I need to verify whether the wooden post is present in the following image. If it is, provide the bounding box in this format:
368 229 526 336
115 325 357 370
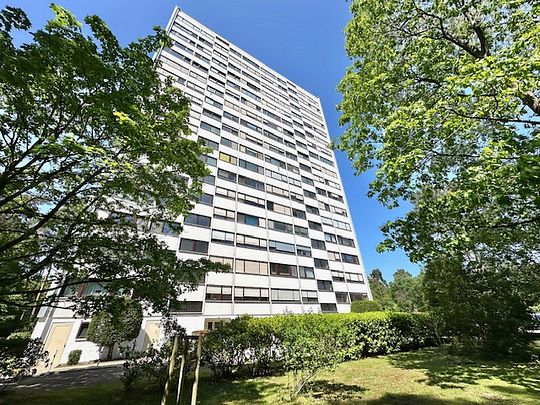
190 333 204 405
175 338 188 405
161 335 180 405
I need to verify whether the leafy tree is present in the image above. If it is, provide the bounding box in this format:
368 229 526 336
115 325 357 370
0 5 227 316
350 300 383 312
87 298 143 360
337 0 540 348
390 270 425 313
368 269 396 310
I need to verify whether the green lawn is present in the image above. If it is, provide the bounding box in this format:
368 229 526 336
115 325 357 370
3 346 540 404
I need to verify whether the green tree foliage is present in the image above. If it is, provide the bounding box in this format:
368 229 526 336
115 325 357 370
351 300 383 312
368 269 425 312
87 299 143 360
391 269 425 313
368 269 396 310
0 5 228 316
337 0 540 348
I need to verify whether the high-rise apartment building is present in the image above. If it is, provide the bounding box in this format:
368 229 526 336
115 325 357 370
31 7 371 365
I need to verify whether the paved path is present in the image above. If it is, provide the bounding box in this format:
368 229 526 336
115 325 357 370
12 364 122 392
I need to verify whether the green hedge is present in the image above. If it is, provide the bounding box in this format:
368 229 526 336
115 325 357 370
351 300 382 312
202 312 436 380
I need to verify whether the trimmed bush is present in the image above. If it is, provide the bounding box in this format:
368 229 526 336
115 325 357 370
351 300 383 312
67 349 82 366
202 312 436 385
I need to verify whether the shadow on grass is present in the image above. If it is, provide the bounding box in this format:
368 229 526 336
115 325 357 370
362 393 487 405
389 347 540 393
180 376 281 405
305 380 367 404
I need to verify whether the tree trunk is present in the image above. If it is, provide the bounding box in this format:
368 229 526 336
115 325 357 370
107 344 115 361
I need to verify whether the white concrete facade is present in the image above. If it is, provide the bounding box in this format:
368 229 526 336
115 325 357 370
32 7 372 365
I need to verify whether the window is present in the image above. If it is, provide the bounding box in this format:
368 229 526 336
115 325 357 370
223 111 239 122
238 175 265 190
209 256 234 268
304 189 316 199
180 239 208 254
305 205 319 215
317 280 334 292
331 271 345 282
311 239 326 250
267 184 289 198
202 175 215 185
215 186 236 200
338 236 355 247
346 272 364 283
235 287 269 302
308 221 323 231
301 290 318 303
319 202 330 211
217 168 237 182
268 219 293 233
205 97 222 109
200 154 217 167
236 259 268 275
333 219 351 231
219 152 238 165
314 258 329 269
202 108 221 121
290 192 304 203
299 266 315 279
198 136 219 150
269 240 295 254
198 193 213 205
239 159 264 174
296 245 312 257
239 144 264 159
316 187 328 197
335 292 349 303
220 137 239 150
222 123 239 136
238 192 265 208
206 285 232 301
153 221 179 236
200 121 220 135
301 176 314 186
267 201 292 216
328 251 341 261
211 230 235 245
237 234 267 249
270 263 297 277
271 289 300 302
292 209 306 219
184 213 211 228
213 207 235 221
207 86 224 98
321 216 333 226
170 301 203 313
294 225 309 237
325 233 337 243
328 192 343 202
76 323 90 339
350 293 368 301
265 155 286 169
341 253 360 264
321 303 337 312
238 213 265 227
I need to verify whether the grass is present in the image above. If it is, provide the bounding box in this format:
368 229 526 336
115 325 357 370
2 345 540 404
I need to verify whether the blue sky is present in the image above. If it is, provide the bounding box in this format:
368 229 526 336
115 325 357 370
3 0 421 282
